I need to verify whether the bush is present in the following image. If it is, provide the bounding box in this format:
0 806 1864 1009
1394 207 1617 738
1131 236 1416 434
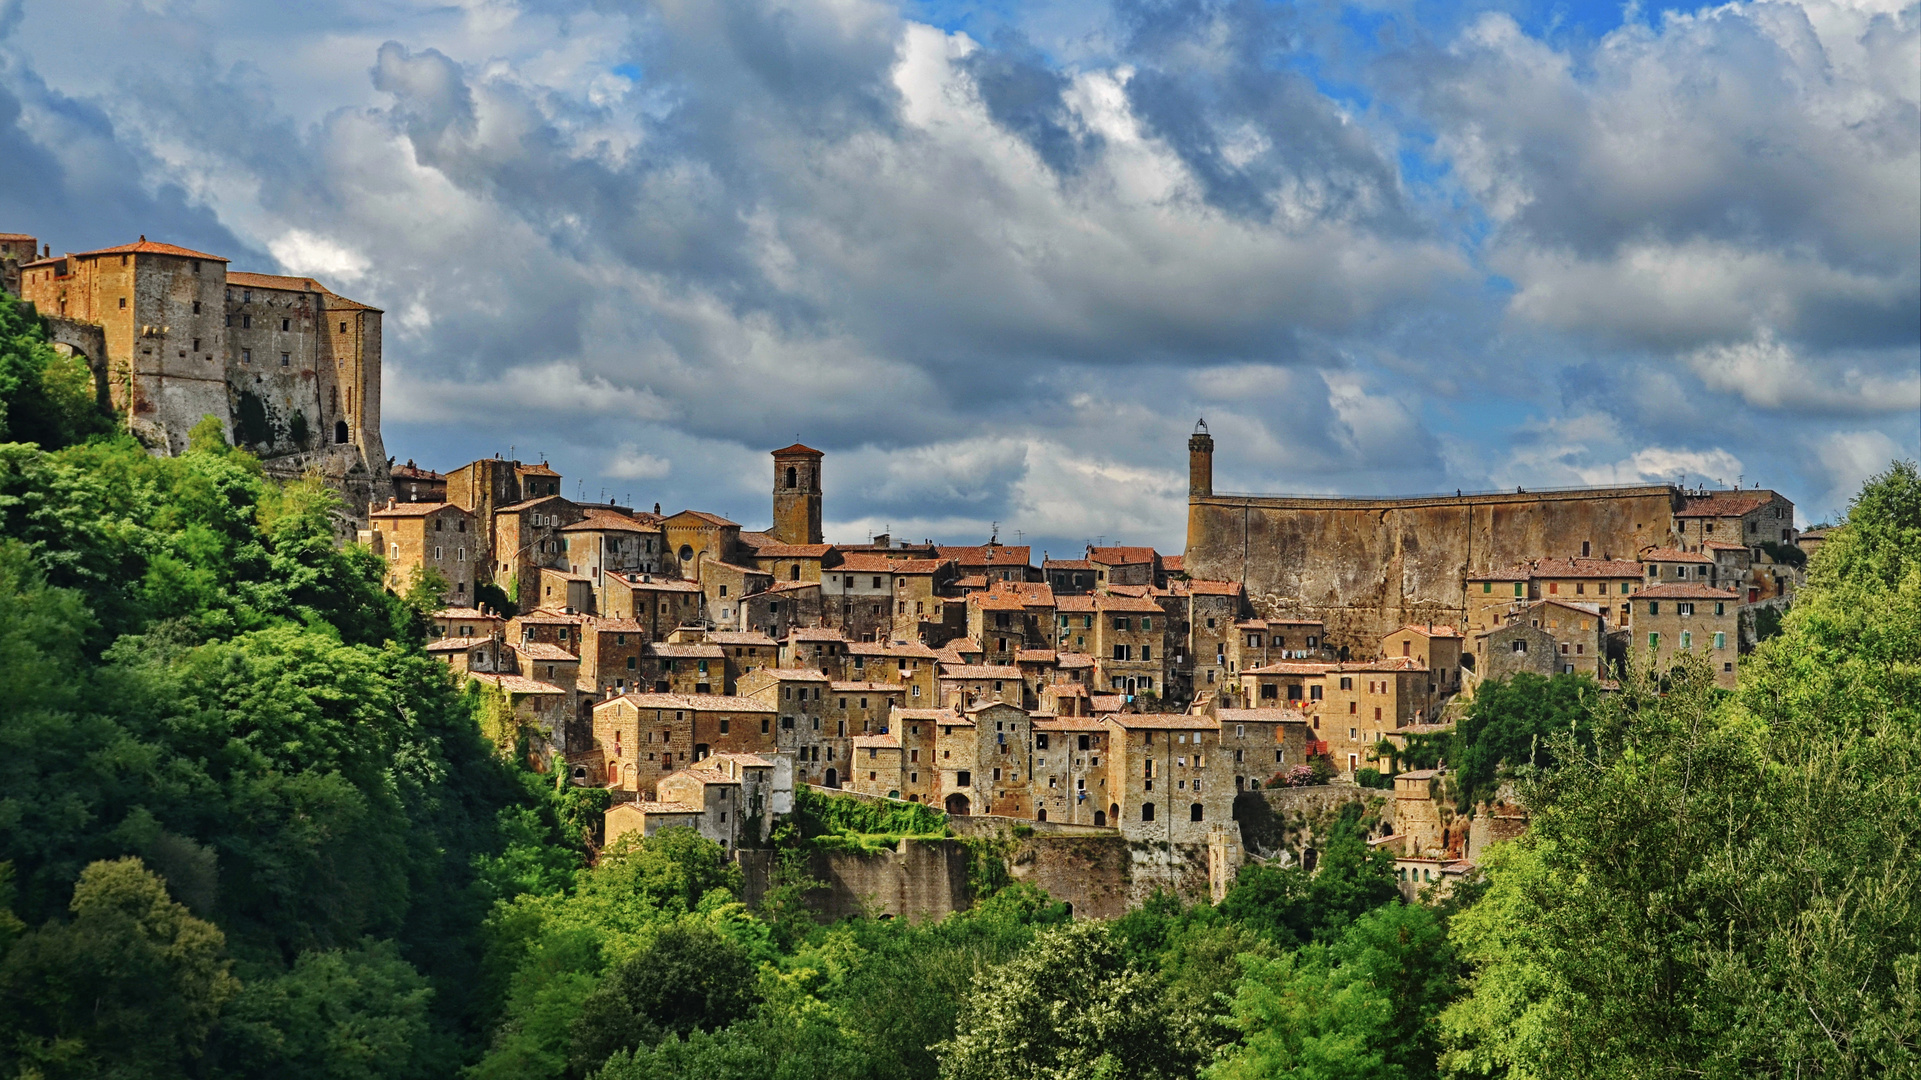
1355 767 1390 789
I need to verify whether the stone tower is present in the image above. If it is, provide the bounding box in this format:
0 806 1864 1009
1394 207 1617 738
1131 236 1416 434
1188 419 1214 498
771 442 824 546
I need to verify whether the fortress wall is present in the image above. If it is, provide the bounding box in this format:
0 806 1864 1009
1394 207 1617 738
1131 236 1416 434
1186 487 1680 650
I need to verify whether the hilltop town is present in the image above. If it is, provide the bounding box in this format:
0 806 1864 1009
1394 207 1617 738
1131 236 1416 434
1 229 1817 903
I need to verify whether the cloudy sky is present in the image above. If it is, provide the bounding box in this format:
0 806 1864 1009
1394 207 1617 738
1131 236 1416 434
2 0 1915 553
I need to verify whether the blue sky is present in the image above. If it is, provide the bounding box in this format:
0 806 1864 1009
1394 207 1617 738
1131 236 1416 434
1 0 1915 553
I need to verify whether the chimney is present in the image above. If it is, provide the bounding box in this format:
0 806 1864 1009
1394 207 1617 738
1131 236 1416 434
387 497 396 509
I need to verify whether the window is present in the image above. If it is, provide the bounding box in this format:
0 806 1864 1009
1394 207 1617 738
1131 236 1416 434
339 321 347 332
1114 617 1130 630
1113 644 1130 661
1714 632 1726 649
1680 631 1692 649
1647 602 1660 615
1140 645 1151 662
1649 632 1661 649
281 318 290 332
1140 617 1151 630
119 297 127 309
1482 582 1491 593
1715 602 1726 616
280 352 290 367
1141 802 1155 822
957 770 971 787
1190 802 1204 821
1514 583 1525 596
241 348 251 364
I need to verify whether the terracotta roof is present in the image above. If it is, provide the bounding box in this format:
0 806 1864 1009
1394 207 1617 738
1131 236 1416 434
1218 707 1311 724
1089 694 1125 712
1032 716 1108 731
0 232 35 241
468 673 565 695
835 553 899 573
512 609 584 625
709 631 777 647
226 270 324 292
963 699 1022 714
1056 595 1098 612
1055 652 1095 669
393 462 445 481
787 628 847 642
938 545 1032 567
1390 624 1461 639
1044 559 1095 570
1677 493 1776 518
323 294 381 313
644 643 724 658
708 752 775 768
1641 548 1715 565
613 801 702 815
1104 713 1218 730
689 692 774 713
1161 555 1184 572
891 707 962 721
1527 599 1604 618
831 681 904 693
585 618 646 633
953 574 989 589
852 734 900 749
765 668 831 681
666 510 739 527
1398 768 1443 780
1702 541 1749 552
759 580 820 594
1088 546 1158 566
497 494 571 513
1244 661 1336 676
1340 656 1428 672
516 642 577 661
425 637 482 652
848 641 939 658
434 606 494 620
771 442 824 457
939 664 1022 680
1637 583 1740 600
1097 595 1163 613
370 501 454 518
887 558 951 574
756 543 833 558
1014 649 1058 664
515 462 560 477
974 582 1056 610
74 237 227 261
562 509 659 533
665 767 742 786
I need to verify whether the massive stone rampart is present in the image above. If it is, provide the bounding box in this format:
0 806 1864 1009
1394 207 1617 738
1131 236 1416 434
1185 486 1682 650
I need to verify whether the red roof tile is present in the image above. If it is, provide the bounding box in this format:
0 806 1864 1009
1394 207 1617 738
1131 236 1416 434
74 237 228 261
771 442 824 457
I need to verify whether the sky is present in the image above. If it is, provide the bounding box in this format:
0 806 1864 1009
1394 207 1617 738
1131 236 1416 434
1 0 1915 555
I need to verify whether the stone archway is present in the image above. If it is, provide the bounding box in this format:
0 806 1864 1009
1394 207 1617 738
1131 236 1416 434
41 317 111 416
944 793 971 816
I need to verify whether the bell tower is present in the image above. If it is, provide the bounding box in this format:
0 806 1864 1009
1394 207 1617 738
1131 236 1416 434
1188 419 1213 498
771 442 824 545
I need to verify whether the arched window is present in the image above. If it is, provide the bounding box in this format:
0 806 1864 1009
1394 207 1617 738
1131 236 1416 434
334 420 349 444
786 465 797 488
1141 802 1155 822
1190 802 1204 822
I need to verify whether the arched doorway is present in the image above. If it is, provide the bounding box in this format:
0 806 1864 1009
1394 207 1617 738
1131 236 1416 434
1035 808 1046 822
1108 803 1118 823
945 793 971 816
1093 810 1106 827
824 768 839 789
334 420 349 444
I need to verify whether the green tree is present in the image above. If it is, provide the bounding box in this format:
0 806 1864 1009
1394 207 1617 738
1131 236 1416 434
1220 802 1399 947
0 298 109 450
1211 902 1457 1080
0 858 239 1080
937 920 1188 1080
1440 461 1921 1078
211 940 438 1080
567 920 757 1075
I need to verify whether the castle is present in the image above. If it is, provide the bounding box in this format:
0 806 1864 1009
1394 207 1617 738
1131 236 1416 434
2 230 389 512
1181 421 1798 653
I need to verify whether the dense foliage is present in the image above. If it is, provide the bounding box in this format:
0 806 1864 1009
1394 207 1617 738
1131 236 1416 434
0 313 1912 1078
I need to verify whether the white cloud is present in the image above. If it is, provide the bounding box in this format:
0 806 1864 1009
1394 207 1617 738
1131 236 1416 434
1684 330 1921 416
1812 429 1906 521
269 230 371 283
605 445 671 480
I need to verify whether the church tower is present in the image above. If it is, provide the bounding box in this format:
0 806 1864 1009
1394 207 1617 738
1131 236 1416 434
771 442 824 546
1188 420 1214 498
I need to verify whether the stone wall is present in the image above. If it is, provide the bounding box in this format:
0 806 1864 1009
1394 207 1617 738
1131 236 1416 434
1232 784 1391 865
1185 486 1683 651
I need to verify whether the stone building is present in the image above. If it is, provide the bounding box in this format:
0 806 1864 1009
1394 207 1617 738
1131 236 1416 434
362 500 479 603
1631 583 1741 689
770 443 824 546
656 768 748 851
1469 599 1608 682
1215 707 1311 790
1104 713 1231 844
847 734 903 798
0 232 36 295
14 236 386 504
889 706 958 804
1029 716 1110 824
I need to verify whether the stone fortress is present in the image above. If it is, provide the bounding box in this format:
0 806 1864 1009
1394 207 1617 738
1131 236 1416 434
1182 421 1800 655
1 230 388 513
